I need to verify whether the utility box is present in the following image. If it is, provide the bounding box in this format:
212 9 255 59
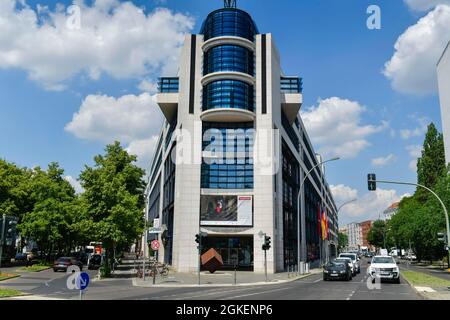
201 248 224 274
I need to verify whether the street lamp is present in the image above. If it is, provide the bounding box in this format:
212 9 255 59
336 199 357 253
297 157 340 272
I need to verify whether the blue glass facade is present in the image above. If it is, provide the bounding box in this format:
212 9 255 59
204 45 254 75
158 77 179 93
200 8 258 42
202 122 254 189
202 80 254 112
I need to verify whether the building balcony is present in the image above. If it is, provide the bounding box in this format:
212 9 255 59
157 77 179 122
202 36 255 53
281 77 303 124
201 108 255 123
201 71 255 87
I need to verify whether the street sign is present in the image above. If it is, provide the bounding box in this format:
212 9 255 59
77 272 90 290
151 240 160 251
148 227 163 234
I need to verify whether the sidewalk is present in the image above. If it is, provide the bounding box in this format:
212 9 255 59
399 264 450 300
132 269 322 288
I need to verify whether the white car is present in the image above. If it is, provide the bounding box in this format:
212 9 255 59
339 253 360 274
334 257 355 277
367 256 400 283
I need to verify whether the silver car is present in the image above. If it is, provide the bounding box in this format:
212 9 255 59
339 253 360 274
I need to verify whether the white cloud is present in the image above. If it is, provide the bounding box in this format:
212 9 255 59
371 154 397 167
331 184 410 224
65 92 163 169
404 0 450 11
0 0 194 90
64 175 84 194
301 97 387 159
383 5 450 95
65 92 162 143
406 145 422 158
399 116 429 139
138 79 158 94
406 144 422 172
126 136 160 169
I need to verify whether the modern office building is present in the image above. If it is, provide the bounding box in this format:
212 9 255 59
143 1 338 273
438 41 450 165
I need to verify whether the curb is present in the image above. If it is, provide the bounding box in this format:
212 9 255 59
132 271 320 288
400 275 429 300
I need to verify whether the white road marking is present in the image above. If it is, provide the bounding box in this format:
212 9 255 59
415 287 436 293
221 287 292 300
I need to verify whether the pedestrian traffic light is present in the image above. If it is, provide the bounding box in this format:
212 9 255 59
368 174 377 191
262 236 271 251
437 232 447 242
195 234 200 244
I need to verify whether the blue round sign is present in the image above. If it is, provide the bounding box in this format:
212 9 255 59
77 272 90 290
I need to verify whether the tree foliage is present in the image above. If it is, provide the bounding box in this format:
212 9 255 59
388 123 449 263
338 232 348 251
77 142 146 273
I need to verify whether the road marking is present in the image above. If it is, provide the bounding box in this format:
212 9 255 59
313 279 321 283
220 287 292 300
346 290 356 301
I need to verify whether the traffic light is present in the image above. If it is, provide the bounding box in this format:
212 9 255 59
368 174 377 191
262 235 271 251
195 234 202 251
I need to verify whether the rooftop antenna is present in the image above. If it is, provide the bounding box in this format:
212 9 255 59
224 0 237 8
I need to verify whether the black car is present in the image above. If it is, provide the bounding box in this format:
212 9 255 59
323 260 352 281
88 254 103 270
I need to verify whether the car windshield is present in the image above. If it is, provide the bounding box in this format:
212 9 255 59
335 258 350 263
57 258 71 263
372 257 395 264
91 255 101 263
340 254 355 261
328 261 345 268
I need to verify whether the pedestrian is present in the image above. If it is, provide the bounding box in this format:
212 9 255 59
26 253 32 267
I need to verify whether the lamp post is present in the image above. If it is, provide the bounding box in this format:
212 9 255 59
336 199 357 254
297 157 340 272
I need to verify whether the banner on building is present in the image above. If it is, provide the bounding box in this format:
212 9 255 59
200 195 253 226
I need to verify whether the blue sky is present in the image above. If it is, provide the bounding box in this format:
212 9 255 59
0 0 449 224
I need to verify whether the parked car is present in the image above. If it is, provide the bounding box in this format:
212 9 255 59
365 252 375 258
323 259 353 281
367 255 400 284
334 257 355 277
339 253 360 273
15 252 28 261
53 257 83 272
88 254 103 270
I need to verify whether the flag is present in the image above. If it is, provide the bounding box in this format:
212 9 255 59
321 210 326 240
325 209 329 240
317 204 321 237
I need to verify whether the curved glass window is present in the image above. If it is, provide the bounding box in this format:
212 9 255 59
200 9 258 41
202 122 254 189
204 45 254 76
203 80 254 112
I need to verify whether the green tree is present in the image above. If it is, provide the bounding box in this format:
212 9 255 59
18 163 78 259
417 123 445 196
338 232 348 251
0 159 32 220
367 220 390 249
78 142 145 276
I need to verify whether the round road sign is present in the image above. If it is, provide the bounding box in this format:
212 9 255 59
151 240 160 251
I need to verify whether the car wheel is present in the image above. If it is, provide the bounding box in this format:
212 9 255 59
395 277 400 284
323 275 328 281
53 269 57 272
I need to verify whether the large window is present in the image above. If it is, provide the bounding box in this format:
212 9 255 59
200 8 258 41
202 122 254 189
282 141 299 270
204 45 254 76
203 80 254 112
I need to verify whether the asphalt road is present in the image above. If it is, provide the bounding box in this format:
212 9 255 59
1 260 421 300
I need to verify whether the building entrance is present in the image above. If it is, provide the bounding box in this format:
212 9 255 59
201 236 253 271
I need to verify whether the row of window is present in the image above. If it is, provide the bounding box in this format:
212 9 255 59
200 9 258 41
203 80 254 112
204 45 254 76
